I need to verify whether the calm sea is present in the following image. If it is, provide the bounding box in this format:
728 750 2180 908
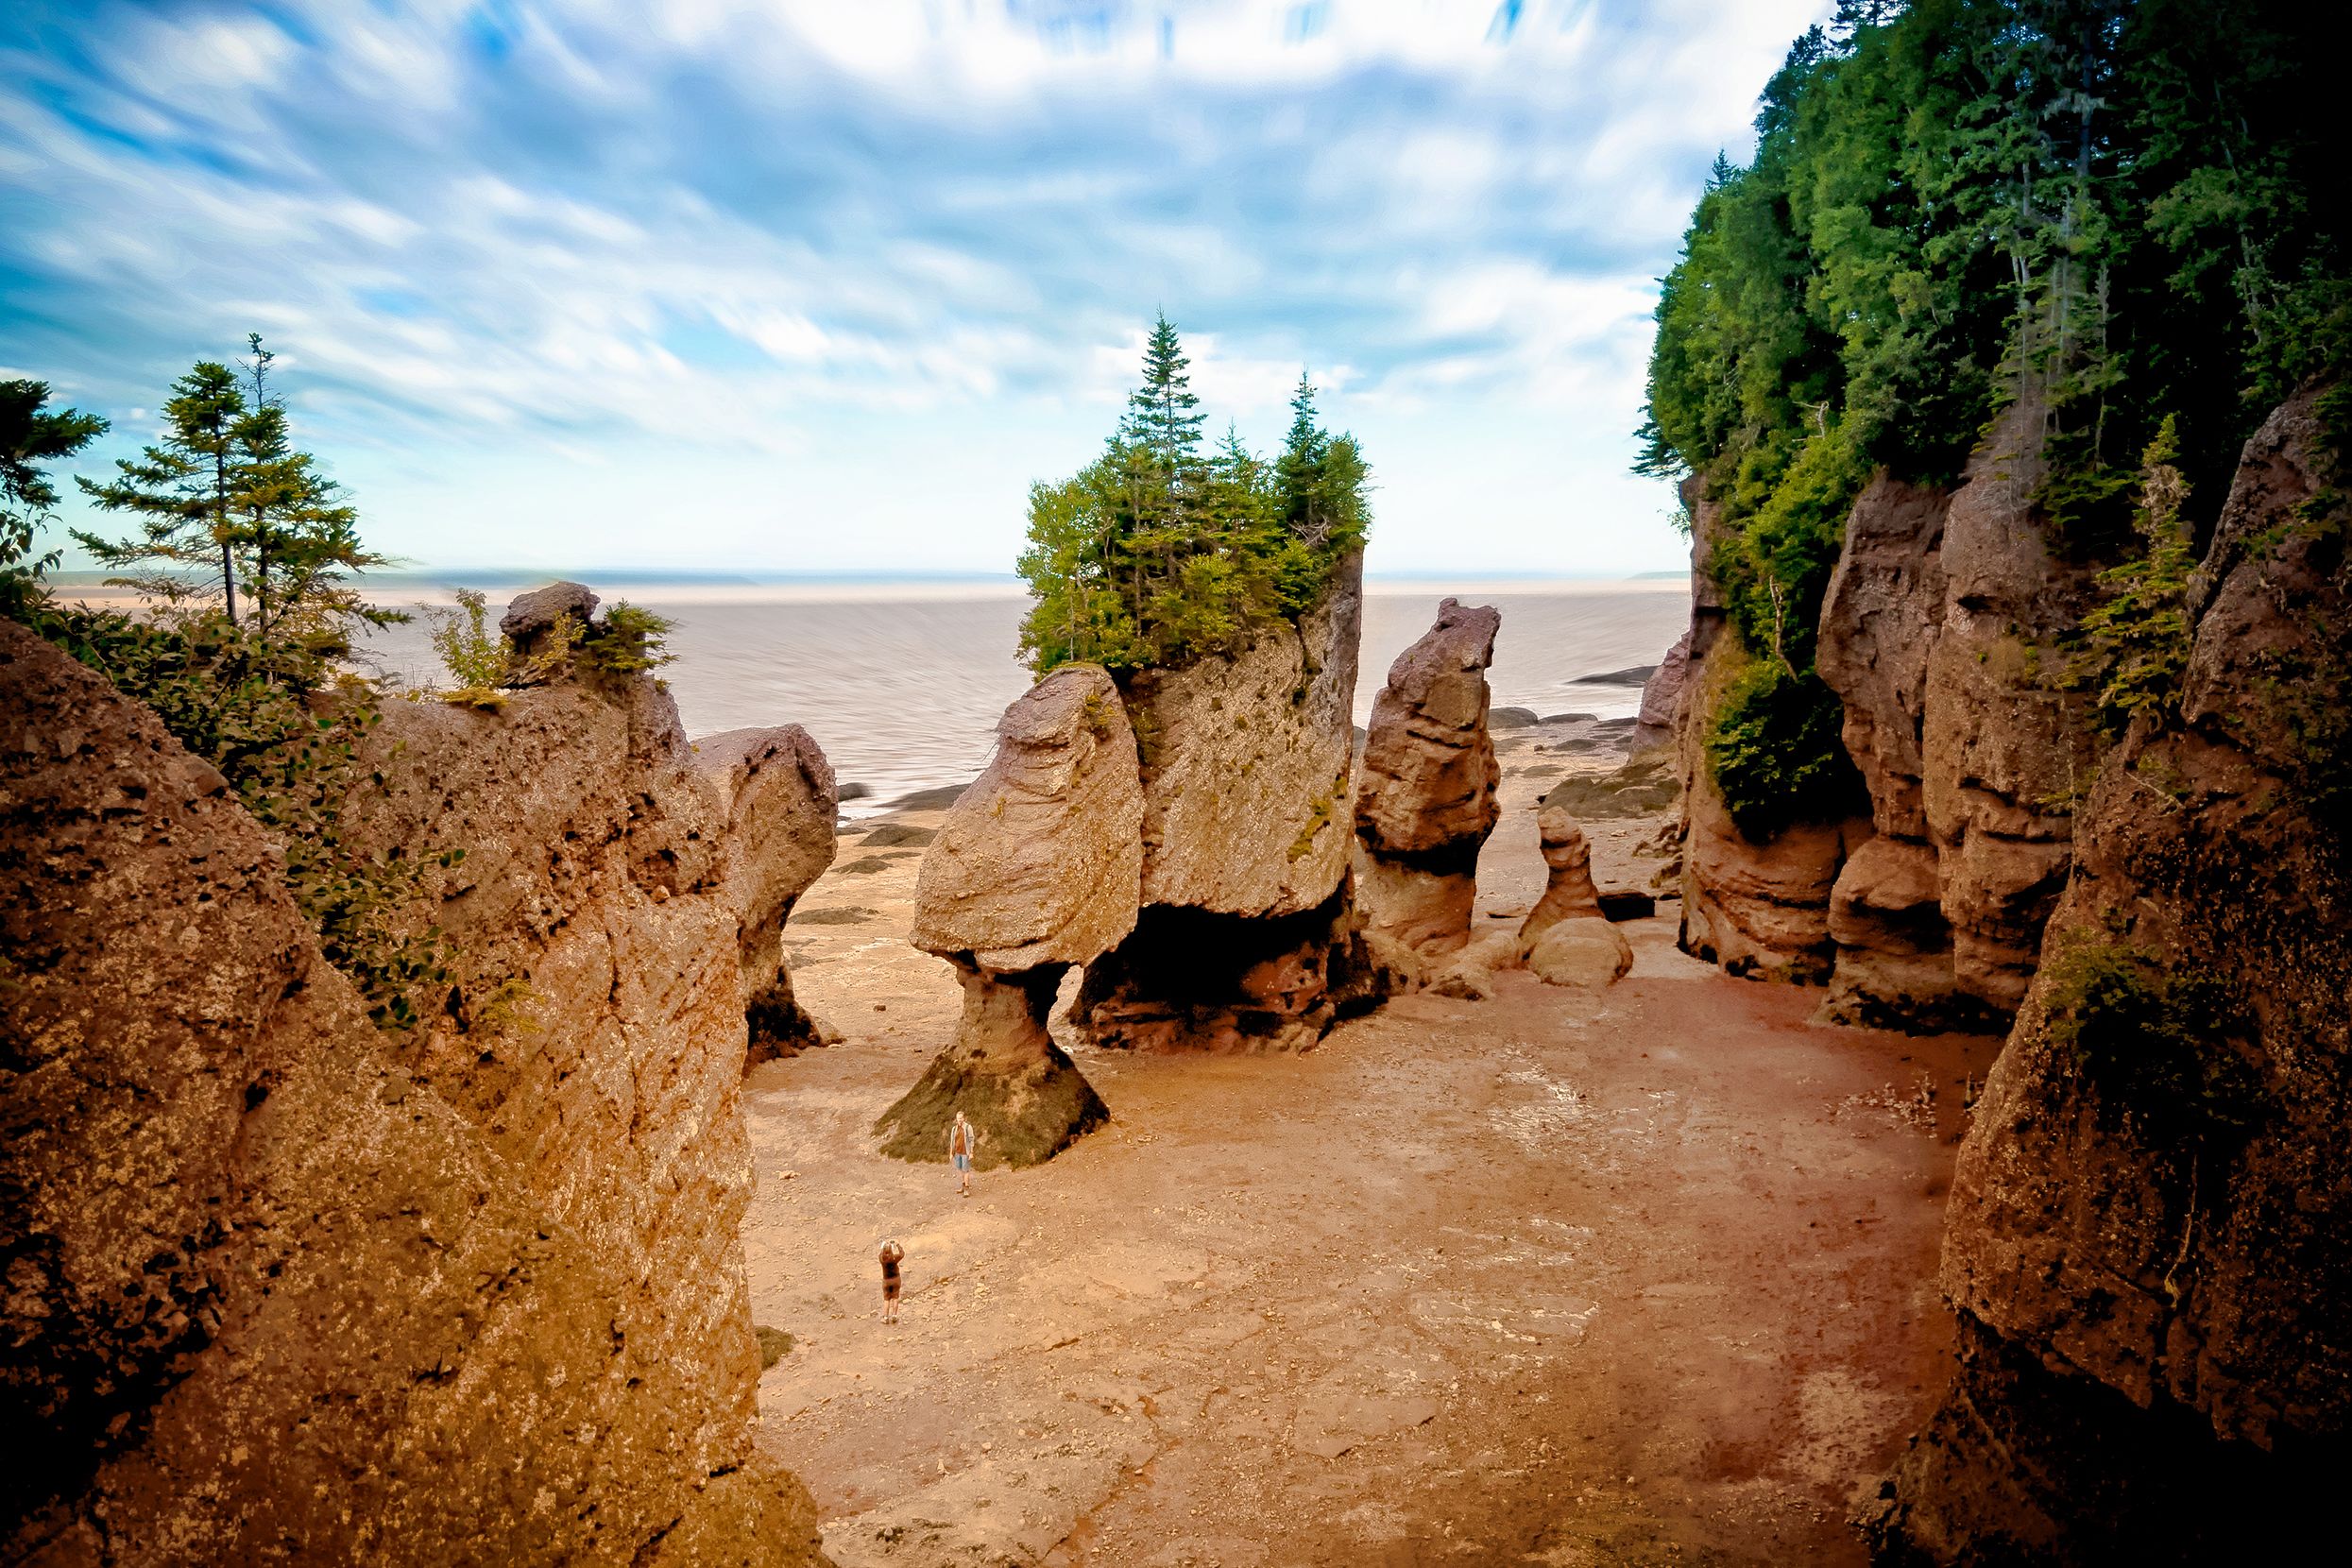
350 579 1690 815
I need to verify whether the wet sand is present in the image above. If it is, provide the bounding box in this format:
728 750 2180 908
741 725 1999 1565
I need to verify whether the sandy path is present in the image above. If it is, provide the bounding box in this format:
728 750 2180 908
743 725 1998 1565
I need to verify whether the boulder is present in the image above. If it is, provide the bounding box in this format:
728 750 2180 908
1426 924 1532 1000
1676 639 1862 981
1519 805 1604 949
872 963 1109 1169
1527 919 1632 990
0 620 822 1565
1490 705 1540 729
1872 388 2352 1558
692 724 840 1061
1127 551 1362 918
499 577 599 664
880 664 1139 1163
1353 598 1503 959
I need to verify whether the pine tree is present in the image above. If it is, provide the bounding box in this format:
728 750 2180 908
230 336 393 642
1119 313 1206 467
75 360 248 622
1 379 108 617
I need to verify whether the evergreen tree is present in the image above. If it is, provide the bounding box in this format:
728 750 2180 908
1 379 108 618
1119 313 1207 466
1016 318 1370 676
75 360 247 622
230 336 396 643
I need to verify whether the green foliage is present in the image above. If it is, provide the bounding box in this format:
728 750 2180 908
428 587 510 707
1641 0 2351 831
75 336 400 641
1 379 108 620
1016 327 1368 677
2068 417 2197 739
2041 935 2264 1141
45 605 457 1031
1703 656 1862 839
577 601 675 683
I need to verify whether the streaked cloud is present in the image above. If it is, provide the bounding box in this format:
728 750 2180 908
1 0 1825 573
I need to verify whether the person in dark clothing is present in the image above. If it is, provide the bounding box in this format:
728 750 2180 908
878 1238 905 1324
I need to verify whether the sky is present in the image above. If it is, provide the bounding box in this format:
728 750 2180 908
1 0 1826 578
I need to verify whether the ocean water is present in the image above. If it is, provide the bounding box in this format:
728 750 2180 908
353 579 1690 814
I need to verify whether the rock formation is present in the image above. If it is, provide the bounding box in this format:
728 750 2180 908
1352 598 1503 960
1519 805 1604 945
0 616 825 1565
1812 401 2098 1028
1526 919 1632 991
1654 481 1857 980
1869 389 2352 1557
1076 551 1377 1051
1629 629 1691 755
693 724 841 1060
875 664 1132 1167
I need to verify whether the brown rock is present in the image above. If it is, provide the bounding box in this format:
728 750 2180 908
910 662 1143 972
692 724 840 1060
1675 639 1861 981
1352 598 1502 959
883 664 1137 1164
500 578 599 665
1518 806 1603 951
1124 548 1362 918
872 962 1108 1169
1077 554 1376 1052
1876 388 2352 1557
1919 397 2099 1013
0 621 823 1565
1818 834 1993 1032
1353 597 1503 859
1527 920 1632 990
1629 629 1692 755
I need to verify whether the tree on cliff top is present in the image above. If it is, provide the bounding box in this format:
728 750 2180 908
0 379 108 621
76 337 395 647
1017 320 1368 677
1636 0 2350 836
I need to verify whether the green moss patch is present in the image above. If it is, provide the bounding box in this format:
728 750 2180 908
872 1043 1109 1170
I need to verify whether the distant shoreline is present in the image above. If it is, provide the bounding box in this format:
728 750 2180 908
45 571 1692 610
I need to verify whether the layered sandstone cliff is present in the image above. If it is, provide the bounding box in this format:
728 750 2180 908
1075 551 1374 1051
0 612 827 1564
1870 389 2351 1557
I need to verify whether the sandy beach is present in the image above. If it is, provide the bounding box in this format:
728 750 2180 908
742 720 1998 1565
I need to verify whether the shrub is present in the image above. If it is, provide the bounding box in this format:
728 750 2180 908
427 587 510 707
578 601 674 683
1703 656 1861 838
2068 417 2196 741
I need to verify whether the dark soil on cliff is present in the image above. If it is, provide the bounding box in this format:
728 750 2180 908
745 732 1999 1565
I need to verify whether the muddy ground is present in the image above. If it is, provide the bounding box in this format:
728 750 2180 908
742 722 2001 1566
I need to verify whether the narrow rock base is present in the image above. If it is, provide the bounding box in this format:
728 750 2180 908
746 975 840 1065
873 965 1108 1168
1074 888 1382 1052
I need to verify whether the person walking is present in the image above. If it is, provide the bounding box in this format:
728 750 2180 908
947 1110 981 1197
878 1238 904 1324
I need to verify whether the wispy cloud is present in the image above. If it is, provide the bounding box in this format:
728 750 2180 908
1 0 1823 572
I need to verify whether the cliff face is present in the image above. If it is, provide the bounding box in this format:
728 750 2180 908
1673 486 1864 981
0 622 827 1564
1873 389 2352 1557
1679 401 2094 1015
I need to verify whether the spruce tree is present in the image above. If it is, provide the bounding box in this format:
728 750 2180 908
230 336 392 641
1 379 108 617
1119 313 1206 466
76 360 248 622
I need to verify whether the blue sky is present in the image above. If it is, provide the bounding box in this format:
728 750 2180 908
1 1 1824 577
